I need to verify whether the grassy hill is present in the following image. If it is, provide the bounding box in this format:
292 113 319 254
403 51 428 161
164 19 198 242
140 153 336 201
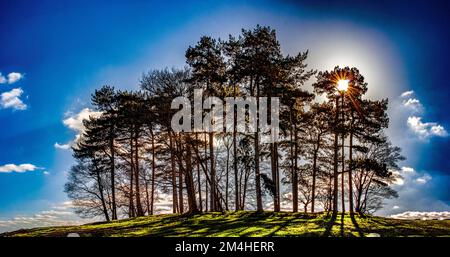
2 211 449 237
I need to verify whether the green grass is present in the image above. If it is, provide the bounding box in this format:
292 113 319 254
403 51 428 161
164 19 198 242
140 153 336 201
1 211 449 237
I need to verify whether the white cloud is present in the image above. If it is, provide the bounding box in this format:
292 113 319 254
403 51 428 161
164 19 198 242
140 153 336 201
415 174 432 185
0 73 6 84
407 116 448 139
400 90 414 98
63 108 102 132
0 163 48 176
398 91 447 140
401 167 415 174
62 108 102 147
379 165 450 217
7 72 23 84
0 201 93 233
52 201 73 211
0 88 27 110
0 163 41 173
54 142 70 150
390 211 450 220
0 194 174 233
402 98 423 113
430 125 447 136
390 166 433 187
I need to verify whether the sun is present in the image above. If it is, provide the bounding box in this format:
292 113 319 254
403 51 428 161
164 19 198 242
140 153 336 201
337 79 349 92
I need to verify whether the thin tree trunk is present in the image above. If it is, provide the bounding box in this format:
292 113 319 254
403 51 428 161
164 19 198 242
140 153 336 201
341 135 346 213
349 110 354 214
209 132 215 211
239 167 245 210
275 144 280 211
293 125 299 212
195 133 203 212
255 78 263 212
109 126 117 220
328 175 333 213
129 135 135 218
169 131 178 213
204 133 209 211
355 170 363 213
341 95 345 213
145 179 150 215
189 141 223 212
225 142 230 211
95 164 110 221
184 139 199 213
311 147 318 213
150 131 156 215
134 132 144 217
205 175 209 211
233 84 240 211
177 139 184 213
179 169 184 213
241 166 250 210
271 143 280 212
333 96 339 215
289 122 296 212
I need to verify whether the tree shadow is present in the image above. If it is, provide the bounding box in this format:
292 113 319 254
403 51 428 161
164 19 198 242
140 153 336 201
322 212 337 237
350 213 364 237
265 216 299 237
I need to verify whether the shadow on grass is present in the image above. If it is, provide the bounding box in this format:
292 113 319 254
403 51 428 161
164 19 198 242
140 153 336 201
322 212 337 237
125 212 273 237
340 213 346 236
7 211 449 237
350 213 364 237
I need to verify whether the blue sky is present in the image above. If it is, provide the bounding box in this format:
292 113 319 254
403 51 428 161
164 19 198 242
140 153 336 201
0 0 449 230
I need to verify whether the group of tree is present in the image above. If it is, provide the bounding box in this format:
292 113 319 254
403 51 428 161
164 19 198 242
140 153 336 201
65 25 404 221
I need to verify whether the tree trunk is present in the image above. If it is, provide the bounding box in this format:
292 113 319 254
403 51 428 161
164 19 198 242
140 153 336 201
177 139 184 213
209 132 215 211
150 131 156 215
254 78 263 212
134 132 144 217
241 166 250 210
195 133 203 212
184 140 199 213
95 164 110 222
341 136 345 213
349 110 354 214
341 95 345 213
129 136 135 218
271 143 280 212
311 147 318 213
333 96 339 215
109 126 117 220
355 171 363 213
189 141 223 212
328 175 333 213
233 85 240 211
239 167 245 210
225 142 230 211
292 125 299 213
169 131 178 213
145 179 150 215
204 133 209 211
289 111 297 213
